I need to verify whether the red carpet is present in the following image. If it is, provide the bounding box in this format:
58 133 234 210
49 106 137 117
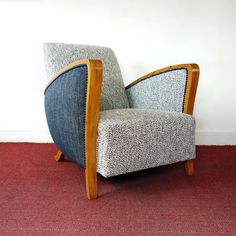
0 143 236 235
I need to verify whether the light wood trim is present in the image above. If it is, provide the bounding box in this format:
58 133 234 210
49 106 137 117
185 160 194 176
126 64 193 89
54 150 64 162
45 59 103 200
44 59 94 93
183 64 200 115
85 60 103 200
183 64 199 176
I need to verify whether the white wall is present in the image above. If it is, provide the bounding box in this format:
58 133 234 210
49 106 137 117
0 0 235 144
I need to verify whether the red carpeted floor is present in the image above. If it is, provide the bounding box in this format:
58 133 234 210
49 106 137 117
0 143 236 235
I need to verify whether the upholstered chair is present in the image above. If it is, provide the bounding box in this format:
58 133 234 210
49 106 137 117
43 43 199 200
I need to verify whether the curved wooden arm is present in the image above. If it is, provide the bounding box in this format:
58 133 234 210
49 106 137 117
126 63 200 115
183 64 199 115
45 59 103 200
85 60 103 200
45 59 100 92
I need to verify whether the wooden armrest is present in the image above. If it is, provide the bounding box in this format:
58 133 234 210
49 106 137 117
126 63 200 115
44 59 103 200
84 60 103 200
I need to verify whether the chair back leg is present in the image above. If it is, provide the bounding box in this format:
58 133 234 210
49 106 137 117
185 160 194 176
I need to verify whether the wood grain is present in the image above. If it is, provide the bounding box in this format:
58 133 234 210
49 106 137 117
183 64 200 115
183 64 199 176
85 60 103 200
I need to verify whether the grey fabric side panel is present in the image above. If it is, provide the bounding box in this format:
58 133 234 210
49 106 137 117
43 43 129 111
44 65 87 167
126 69 187 113
97 109 195 177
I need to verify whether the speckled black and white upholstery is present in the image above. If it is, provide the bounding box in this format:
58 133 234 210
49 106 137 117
97 109 195 177
126 69 188 112
43 43 129 111
44 43 196 178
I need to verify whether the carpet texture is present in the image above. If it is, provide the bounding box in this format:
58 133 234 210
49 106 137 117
0 143 236 235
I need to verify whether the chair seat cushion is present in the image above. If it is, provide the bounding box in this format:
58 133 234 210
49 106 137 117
97 109 195 177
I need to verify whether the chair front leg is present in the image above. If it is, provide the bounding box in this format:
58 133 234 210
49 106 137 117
85 165 98 200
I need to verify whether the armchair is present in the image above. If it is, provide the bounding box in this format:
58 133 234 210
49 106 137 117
44 43 199 200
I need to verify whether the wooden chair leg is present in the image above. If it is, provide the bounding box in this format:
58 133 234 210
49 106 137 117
85 168 98 200
54 150 64 162
185 160 194 176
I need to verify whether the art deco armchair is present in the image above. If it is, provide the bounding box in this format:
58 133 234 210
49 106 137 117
43 43 199 200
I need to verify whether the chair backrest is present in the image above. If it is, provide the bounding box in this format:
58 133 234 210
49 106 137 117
43 43 129 111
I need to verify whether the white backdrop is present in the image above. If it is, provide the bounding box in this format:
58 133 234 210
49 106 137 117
0 0 235 144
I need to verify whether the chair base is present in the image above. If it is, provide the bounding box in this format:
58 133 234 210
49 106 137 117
53 151 193 199
54 150 64 162
185 160 194 176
